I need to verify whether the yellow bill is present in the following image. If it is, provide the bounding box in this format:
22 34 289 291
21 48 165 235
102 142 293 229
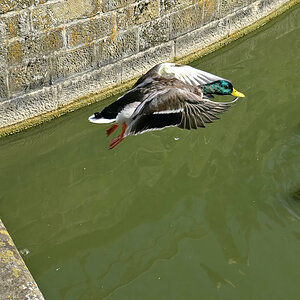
231 88 245 98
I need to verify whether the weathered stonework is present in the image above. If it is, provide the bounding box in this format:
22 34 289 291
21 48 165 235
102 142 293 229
170 4 203 38
0 0 298 136
0 219 45 299
31 4 62 31
139 16 170 50
159 0 195 15
57 62 122 106
96 29 139 66
7 29 64 66
0 73 9 99
116 0 159 30
219 0 247 16
1 10 31 39
0 0 33 14
9 57 51 96
52 44 95 81
66 15 113 48
0 86 57 126
121 42 174 81
101 0 136 12
175 17 231 57
228 4 257 34
203 0 219 25
49 0 101 24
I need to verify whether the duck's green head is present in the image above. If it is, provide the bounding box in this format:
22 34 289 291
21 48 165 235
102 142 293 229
203 80 245 97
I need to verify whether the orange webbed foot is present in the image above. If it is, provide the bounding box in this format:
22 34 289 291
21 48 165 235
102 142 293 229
108 123 127 150
106 124 118 137
109 136 124 149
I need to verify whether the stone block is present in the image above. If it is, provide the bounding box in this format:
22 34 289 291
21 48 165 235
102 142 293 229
117 0 159 30
96 61 122 88
219 0 248 17
121 41 174 82
0 73 9 100
0 86 57 127
0 0 33 14
57 62 122 106
52 44 95 82
139 16 169 51
203 0 219 25
32 0 100 31
1 10 30 40
159 0 194 15
41 29 65 54
256 0 279 15
0 220 45 300
66 15 113 48
229 5 257 34
52 0 100 24
31 4 61 31
57 72 94 106
131 0 159 23
96 29 138 66
101 0 136 12
175 18 230 58
170 4 203 39
8 57 51 96
7 29 64 65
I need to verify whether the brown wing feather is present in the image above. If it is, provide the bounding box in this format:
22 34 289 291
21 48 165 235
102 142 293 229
178 99 236 129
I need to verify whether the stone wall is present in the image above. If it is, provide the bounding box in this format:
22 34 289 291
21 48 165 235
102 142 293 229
0 219 45 299
0 0 297 135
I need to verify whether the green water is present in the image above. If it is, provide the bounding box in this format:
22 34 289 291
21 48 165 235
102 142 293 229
1 5 300 299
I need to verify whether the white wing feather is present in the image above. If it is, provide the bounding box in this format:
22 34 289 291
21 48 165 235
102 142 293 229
158 63 227 86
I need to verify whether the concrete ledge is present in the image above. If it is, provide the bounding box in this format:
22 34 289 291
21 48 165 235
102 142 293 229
0 219 45 300
0 0 299 137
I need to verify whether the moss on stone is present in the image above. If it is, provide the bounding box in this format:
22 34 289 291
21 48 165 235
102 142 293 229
0 220 44 299
7 41 23 65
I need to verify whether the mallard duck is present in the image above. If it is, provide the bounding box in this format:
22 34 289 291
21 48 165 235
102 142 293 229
89 63 245 149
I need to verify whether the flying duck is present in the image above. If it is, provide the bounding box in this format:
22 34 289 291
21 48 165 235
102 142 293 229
89 63 245 149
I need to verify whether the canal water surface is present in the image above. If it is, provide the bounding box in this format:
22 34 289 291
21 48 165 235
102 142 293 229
0 5 300 300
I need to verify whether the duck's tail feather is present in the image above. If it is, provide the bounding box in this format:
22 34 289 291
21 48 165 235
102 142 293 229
88 112 116 124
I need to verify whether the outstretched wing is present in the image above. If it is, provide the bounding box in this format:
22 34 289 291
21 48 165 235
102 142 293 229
125 86 239 136
158 63 228 87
